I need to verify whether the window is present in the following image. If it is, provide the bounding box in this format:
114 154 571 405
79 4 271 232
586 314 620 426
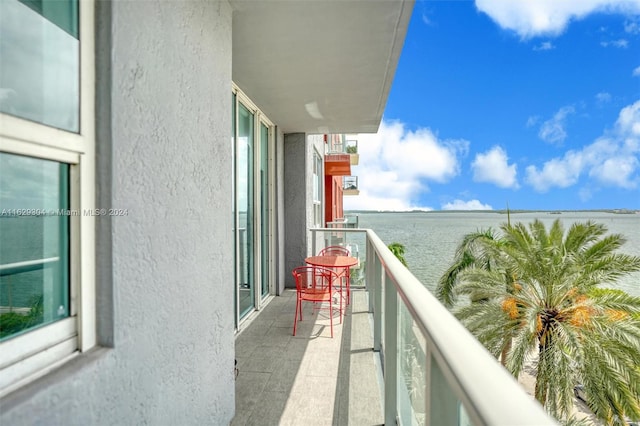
0 0 95 397
312 150 323 227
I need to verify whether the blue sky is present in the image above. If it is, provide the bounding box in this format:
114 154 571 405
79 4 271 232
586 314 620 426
346 0 640 211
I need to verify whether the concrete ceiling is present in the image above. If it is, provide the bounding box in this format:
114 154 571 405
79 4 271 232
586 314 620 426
231 0 414 134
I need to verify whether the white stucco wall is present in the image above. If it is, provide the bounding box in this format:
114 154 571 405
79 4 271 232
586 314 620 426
283 133 329 288
0 1 235 424
283 133 307 288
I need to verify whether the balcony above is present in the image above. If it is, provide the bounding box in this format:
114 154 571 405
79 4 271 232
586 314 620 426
324 154 351 176
346 140 359 166
343 176 359 196
326 137 359 167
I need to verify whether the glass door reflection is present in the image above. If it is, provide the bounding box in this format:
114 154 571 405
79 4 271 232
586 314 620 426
236 103 254 318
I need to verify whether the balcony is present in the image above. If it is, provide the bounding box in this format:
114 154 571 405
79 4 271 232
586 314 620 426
343 176 359 196
324 154 352 176
233 229 557 425
327 214 359 230
346 139 359 166
325 136 359 167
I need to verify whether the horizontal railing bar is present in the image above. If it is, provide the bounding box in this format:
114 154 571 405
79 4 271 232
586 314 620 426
310 227 365 234
0 257 60 277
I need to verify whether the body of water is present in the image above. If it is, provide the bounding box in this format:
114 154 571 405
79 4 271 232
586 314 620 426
357 211 640 297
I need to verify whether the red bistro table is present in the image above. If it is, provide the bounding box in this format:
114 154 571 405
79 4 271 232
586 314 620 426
304 255 358 305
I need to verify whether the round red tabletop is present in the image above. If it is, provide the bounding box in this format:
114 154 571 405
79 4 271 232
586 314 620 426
304 255 358 268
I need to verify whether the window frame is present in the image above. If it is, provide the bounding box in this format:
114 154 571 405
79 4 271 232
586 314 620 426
0 0 95 398
312 149 323 228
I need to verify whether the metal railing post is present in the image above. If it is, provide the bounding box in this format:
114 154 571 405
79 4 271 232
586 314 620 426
366 236 374 312
311 229 317 255
384 270 398 425
373 249 382 352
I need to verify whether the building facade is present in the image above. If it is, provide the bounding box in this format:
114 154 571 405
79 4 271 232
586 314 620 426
0 0 412 424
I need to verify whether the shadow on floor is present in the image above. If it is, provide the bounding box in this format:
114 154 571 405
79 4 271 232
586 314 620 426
232 289 383 426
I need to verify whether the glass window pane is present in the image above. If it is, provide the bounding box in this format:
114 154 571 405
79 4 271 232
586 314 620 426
0 153 70 342
398 301 427 424
0 0 80 132
237 103 254 318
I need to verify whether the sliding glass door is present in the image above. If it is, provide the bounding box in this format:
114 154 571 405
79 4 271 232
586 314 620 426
232 88 274 326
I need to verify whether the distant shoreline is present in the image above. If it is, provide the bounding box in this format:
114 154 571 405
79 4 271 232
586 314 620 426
346 209 639 214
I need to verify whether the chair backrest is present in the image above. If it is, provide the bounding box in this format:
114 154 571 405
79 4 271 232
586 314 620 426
291 266 337 293
318 245 350 256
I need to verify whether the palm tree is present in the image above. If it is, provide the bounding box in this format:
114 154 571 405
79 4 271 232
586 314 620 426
449 219 640 425
436 208 515 308
436 227 504 308
388 242 408 267
435 227 521 364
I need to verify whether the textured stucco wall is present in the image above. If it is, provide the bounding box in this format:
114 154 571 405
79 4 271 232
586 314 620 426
283 133 307 287
0 1 235 424
283 133 327 287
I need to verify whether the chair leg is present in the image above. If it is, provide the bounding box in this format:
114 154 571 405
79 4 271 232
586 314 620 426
338 287 343 324
293 299 298 336
329 296 333 338
346 270 351 305
299 298 304 321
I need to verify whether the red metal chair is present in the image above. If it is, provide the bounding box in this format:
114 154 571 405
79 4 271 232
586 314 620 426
318 245 352 304
318 245 350 256
291 266 341 338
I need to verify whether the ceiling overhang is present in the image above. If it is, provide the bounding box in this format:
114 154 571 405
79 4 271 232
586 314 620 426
231 0 414 134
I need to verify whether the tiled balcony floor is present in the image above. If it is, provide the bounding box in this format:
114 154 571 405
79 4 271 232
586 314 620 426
232 289 384 426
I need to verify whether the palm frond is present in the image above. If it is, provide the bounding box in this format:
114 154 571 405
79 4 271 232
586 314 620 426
439 218 640 425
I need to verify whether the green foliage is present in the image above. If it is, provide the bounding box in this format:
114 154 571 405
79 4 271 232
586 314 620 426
346 145 357 154
388 242 408 267
0 296 44 339
438 219 640 425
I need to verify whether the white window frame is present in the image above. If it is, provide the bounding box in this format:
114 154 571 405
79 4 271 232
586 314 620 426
0 0 96 398
312 149 323 227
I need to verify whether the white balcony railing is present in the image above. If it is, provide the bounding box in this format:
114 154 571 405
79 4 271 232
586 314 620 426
310 228 557 426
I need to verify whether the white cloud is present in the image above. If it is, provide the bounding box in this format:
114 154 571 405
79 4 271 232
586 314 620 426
525 100 640 191
589 155 638 187
633 65 640 76
525 154 584 191
471 146 519 188
625 19 640 33
596 92 612 103
538 105 575 145
344 120 468 211
422 12 433 26
600 38 629 47
526 115 540 127
442 199 493 210
475 0 640 38
533 41 555 50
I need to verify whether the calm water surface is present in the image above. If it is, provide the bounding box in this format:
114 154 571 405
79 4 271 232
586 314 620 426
357 211 640 297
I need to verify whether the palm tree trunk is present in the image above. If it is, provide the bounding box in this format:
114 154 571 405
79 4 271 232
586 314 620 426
500 337 512 367
534 340 548 406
